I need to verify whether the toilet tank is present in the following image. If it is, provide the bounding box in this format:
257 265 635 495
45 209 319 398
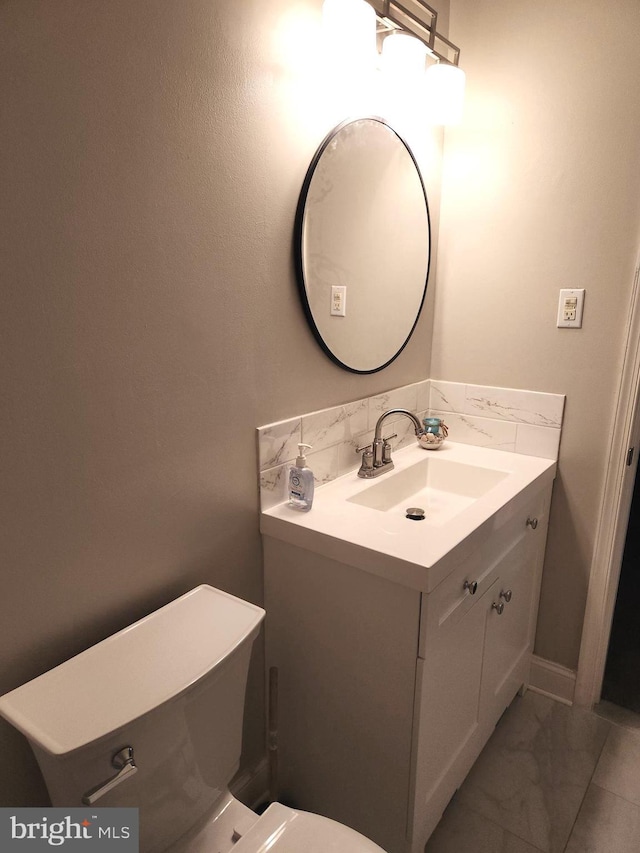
0 585 265 853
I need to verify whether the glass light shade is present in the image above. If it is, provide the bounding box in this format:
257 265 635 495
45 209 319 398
425 62 466 125
382 32 429 79
322 0 377 74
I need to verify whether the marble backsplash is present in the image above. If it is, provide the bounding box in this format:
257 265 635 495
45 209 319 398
257 379 565 510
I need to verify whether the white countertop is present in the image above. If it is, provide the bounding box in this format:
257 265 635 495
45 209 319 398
261 442 556 593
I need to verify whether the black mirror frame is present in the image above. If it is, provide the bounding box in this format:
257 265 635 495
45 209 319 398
293 116 431 374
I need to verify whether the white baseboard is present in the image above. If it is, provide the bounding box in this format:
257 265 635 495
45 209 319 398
231 758 270 810
528 655 577 706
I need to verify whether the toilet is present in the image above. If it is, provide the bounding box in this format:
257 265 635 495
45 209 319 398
0 585 386 853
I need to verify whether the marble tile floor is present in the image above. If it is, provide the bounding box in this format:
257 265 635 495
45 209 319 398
424 690 640 853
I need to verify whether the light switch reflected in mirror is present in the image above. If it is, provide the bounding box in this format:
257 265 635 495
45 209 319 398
295 117 431 373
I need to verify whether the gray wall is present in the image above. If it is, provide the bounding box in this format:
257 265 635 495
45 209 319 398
437 0 640 669
0 0 439 805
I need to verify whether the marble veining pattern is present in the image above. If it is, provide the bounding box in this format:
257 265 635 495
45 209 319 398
429 380 564 461
431 410 518 452
301 399 369 454
256 381 428 509
465 385 564 428
430 380 467 414
259 465 288 512
257 378 564 509
431 380 565 428
427 690 640 853
454 691 609 852
368 382 422 428
257 418 301 471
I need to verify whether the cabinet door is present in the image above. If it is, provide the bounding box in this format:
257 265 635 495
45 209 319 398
480 531 540 724
410 582 496 847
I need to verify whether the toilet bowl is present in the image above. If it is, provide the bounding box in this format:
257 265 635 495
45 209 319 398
0 585 386 853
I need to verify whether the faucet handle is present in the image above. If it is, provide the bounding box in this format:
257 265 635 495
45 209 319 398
356 443 375 474
382 434 397 465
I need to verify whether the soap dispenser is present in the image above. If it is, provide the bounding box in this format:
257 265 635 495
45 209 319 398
288 443 314 511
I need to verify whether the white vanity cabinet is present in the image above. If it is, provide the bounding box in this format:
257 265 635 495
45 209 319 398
263 478 552 853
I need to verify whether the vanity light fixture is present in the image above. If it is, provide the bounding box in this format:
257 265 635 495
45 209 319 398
374 0 465 125
370 0 461 66
323 0 465 125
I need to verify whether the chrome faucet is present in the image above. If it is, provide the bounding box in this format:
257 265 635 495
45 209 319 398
356 408 425 478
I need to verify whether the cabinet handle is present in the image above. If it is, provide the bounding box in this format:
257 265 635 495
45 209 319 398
526 517 539 530
499 589 513 603
463 580 478 595
492 601 505 615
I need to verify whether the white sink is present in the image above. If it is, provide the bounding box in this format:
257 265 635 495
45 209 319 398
347 457 509 525
261 441 556 593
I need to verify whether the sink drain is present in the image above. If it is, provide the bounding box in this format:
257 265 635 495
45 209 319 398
406 507 426 521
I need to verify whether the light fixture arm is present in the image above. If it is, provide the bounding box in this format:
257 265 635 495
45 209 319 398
369 0 461 65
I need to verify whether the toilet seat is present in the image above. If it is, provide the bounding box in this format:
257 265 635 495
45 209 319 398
232 802 387 853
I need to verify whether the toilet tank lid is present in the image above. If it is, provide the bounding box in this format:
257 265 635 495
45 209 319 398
0 585 265 756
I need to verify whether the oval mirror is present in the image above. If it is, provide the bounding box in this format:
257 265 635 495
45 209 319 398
295 117 431 374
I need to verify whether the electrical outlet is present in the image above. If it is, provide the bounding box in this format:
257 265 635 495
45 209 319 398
563 296 578 321
557 288 585 328
331 285 346 317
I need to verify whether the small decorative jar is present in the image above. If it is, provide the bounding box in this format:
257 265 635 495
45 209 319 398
418 417 449 450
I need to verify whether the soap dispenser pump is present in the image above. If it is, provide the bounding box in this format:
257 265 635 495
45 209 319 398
288 443 314 511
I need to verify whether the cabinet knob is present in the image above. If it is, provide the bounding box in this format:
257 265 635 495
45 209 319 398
526 516 539 530
492 601 505 615
463 579 478 595
499 589 512 603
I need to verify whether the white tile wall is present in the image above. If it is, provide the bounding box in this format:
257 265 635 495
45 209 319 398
257 379 565 510
430 380 565 458
257 380 429 510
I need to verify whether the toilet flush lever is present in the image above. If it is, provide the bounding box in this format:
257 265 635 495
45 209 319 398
82 746 138 805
